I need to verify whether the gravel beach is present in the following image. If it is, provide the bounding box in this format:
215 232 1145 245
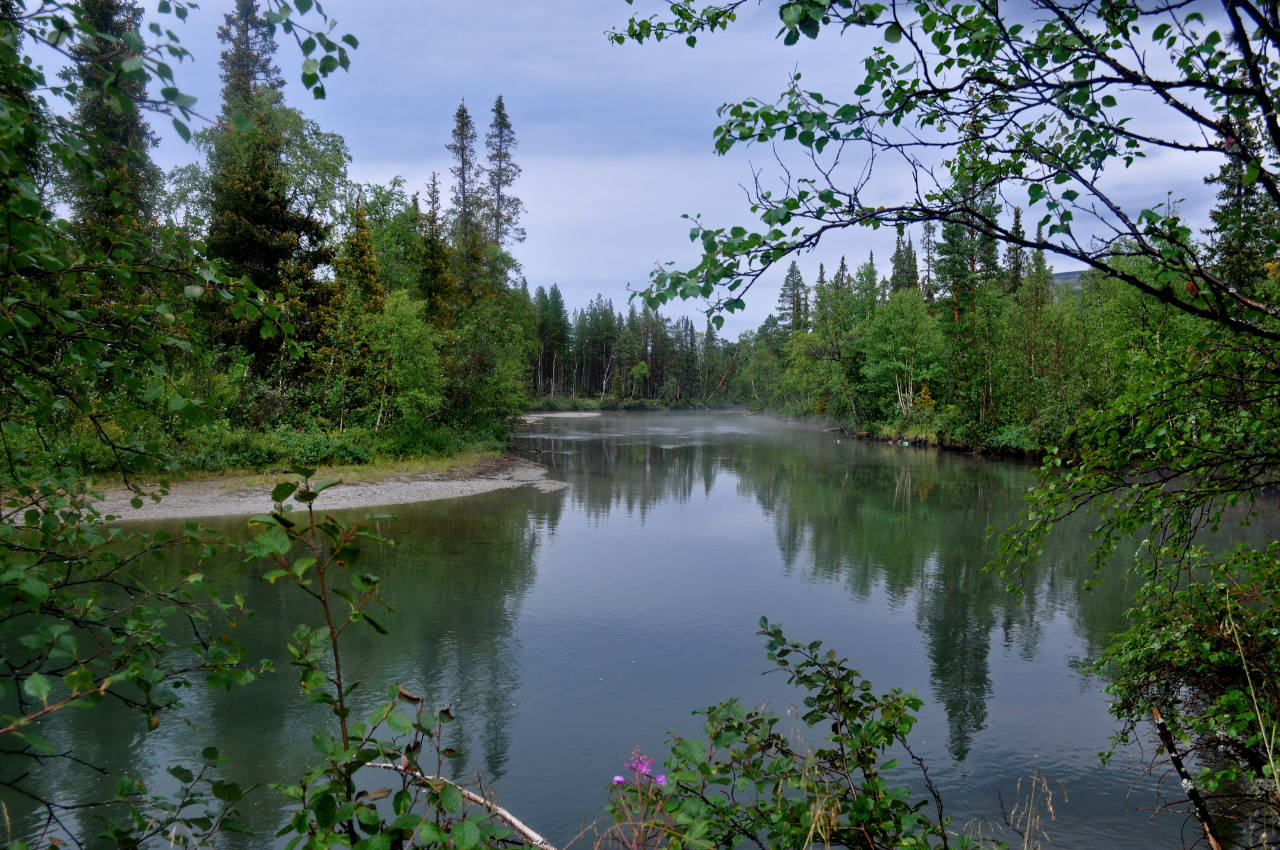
96 454 564 522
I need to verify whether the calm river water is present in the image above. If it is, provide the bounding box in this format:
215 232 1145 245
15 411 1207 846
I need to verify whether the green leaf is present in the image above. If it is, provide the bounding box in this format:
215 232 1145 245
212 781 242 802
271 482 298 503
1244 159 1261 186
386 710 412 734
393 790 413 816
885 22 903 43
439 783 463 813
451 819 480 850
253 527 292 557
23 672 51 704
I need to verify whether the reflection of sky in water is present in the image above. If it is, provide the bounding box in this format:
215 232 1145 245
7 411 1238 848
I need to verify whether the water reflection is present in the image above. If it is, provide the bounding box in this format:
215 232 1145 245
514 413 1145 765
7 411 1224 847
1 487 565 844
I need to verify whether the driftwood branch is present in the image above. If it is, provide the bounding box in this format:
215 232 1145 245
364 762 558 850
1151 707 1224 850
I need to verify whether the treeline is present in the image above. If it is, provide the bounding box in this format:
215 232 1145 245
530 210 1146 454
527 289 732 405
34 0 541 473
724 208 1127 450
29 0 1211 470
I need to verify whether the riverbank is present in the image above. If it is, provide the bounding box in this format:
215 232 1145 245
96 453 565 522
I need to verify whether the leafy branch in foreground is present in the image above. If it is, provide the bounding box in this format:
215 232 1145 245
249 472 540 850
995 310 1280 842
615 1 1280 339
0 0 356 843
600 618 965 850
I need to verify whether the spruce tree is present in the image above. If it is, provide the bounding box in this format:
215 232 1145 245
62 0 161 239
776 260 809 335
415 172 456 325
1204 113 1279 297
852 252 880 323
1003 207 1026 294
889 226 920 292
920 221 937 303
485 94 525 248
446 100 486 300
216 0 282 112
204 0 328 361
319 203 382 428
447 100 482 245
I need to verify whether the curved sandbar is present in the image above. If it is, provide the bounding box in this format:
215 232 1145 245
96 454 564 522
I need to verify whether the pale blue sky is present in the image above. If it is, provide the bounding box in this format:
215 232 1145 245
135 1 1216 335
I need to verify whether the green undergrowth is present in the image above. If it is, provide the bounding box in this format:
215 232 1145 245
178 421 508 473
7 417 508 480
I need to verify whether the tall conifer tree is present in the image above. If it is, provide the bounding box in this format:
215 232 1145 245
63 0 160 238
1204 111 1279 296
889 227 920 292
1003 207 1026 294
485 94 525 248
446 100 486 299
776 260 809 335
204 0 328 360
920 221 937 302
416 172 456 324
216 0 281 111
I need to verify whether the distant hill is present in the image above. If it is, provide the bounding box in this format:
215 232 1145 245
1052 269 1084 294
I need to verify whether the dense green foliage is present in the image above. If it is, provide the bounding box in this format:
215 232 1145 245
713 233 1099 451
140 32 531 469
527 288 733 406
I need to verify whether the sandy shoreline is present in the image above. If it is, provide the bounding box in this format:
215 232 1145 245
96 454 566 522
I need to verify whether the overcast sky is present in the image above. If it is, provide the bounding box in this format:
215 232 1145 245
133 1 1222 336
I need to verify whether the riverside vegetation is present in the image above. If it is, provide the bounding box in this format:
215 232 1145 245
1 0 1278 848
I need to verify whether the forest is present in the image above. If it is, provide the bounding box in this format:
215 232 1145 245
2 0 1211 477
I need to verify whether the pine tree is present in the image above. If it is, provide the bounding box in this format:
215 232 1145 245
415 172 456 325
920 221 938 302
889 226 920 292
216 0 281 113
776 260 809 335
62 0 161 238
485 94 525 248
446 100 486 300
1003 206 1026 294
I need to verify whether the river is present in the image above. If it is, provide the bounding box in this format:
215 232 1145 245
9 411 1201 846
